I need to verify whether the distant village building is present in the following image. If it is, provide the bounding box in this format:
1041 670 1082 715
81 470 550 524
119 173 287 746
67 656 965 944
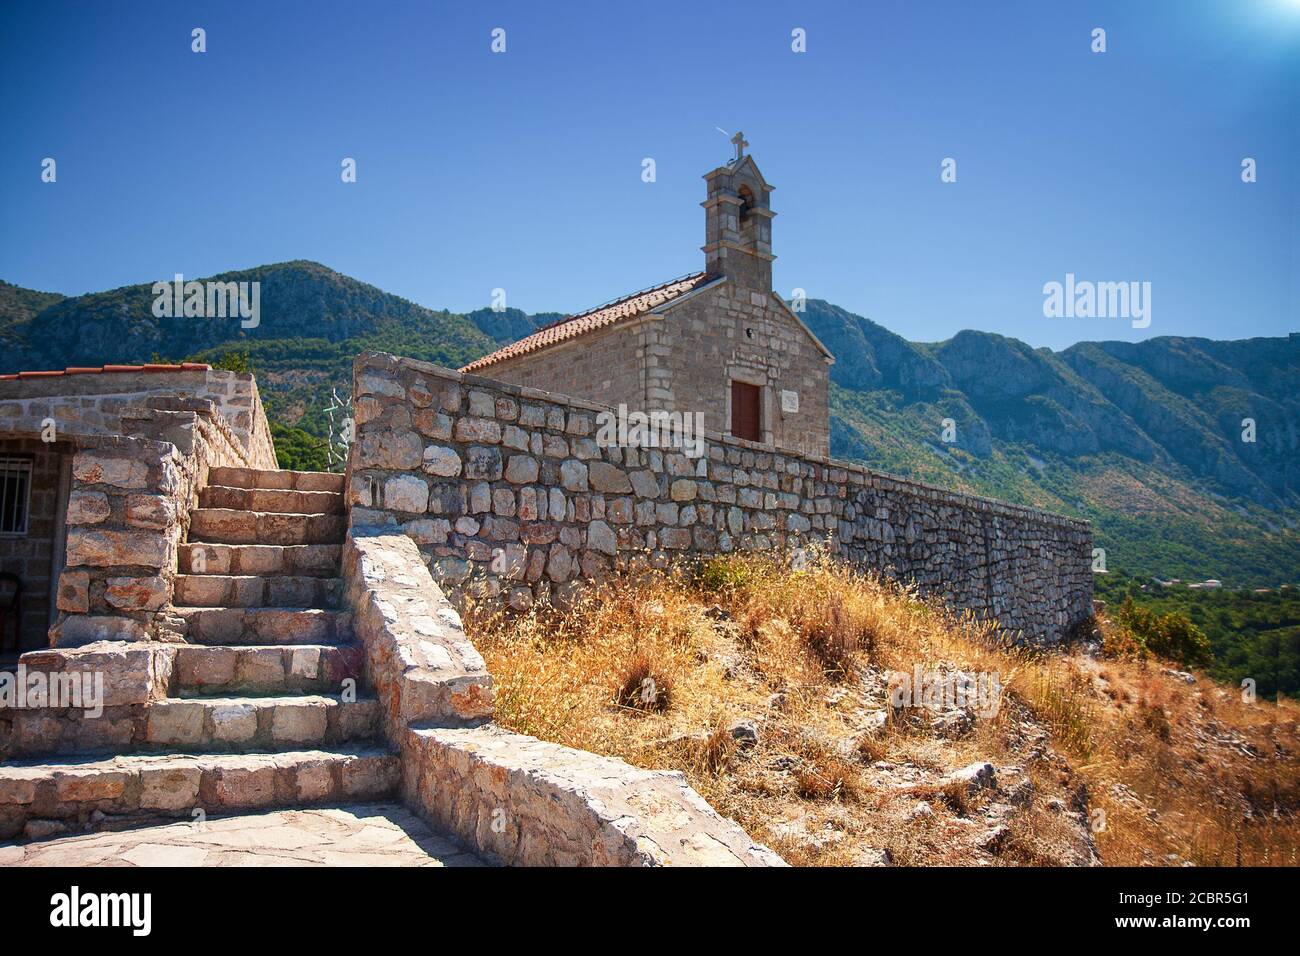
462 142 835 458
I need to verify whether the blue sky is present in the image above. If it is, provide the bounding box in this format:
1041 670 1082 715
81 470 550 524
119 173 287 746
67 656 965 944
1 0 1296 350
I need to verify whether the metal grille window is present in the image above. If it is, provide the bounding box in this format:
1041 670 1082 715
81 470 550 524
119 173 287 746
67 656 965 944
0 457 33 535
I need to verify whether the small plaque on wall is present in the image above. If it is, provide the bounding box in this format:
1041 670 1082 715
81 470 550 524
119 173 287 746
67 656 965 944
780 390 799 413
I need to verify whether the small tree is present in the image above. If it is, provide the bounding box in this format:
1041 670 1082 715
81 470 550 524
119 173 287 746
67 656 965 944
1115 597 1212 669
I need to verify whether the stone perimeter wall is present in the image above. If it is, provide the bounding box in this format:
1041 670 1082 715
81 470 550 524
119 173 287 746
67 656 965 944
348 351 1093 645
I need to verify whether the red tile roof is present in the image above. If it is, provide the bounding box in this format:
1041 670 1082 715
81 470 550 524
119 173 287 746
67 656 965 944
461 273 711 373
0 362 211 381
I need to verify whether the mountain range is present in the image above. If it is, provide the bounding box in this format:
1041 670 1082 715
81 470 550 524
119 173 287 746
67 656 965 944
3 260 1296 587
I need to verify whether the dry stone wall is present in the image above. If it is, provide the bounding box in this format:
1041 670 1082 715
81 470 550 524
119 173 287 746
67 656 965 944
348 351 1093 645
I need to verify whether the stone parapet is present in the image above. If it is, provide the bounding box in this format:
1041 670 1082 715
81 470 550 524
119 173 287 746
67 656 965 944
343 529 494 742
403 724 786 867
0 368 276 469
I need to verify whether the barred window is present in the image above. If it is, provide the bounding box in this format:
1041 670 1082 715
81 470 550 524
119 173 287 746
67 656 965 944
0 457 33 535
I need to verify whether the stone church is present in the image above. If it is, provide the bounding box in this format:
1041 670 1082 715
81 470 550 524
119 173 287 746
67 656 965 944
462 142 835 458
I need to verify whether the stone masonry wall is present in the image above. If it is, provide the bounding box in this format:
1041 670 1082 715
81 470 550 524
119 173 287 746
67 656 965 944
0 368 277 471
471 320 647 414
53 435 190 647
348 351 1093 645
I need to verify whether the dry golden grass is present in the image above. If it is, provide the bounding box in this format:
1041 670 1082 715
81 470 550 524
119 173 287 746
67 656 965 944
463 549 1299 867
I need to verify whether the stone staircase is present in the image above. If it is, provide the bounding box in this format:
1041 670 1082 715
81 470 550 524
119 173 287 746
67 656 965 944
1 466 403 842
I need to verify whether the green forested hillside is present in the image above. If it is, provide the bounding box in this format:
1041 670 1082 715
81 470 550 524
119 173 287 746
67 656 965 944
1095 571 1300 698
0 262 499 464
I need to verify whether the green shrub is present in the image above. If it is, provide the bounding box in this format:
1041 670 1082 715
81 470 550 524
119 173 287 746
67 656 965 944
695 557 756 593
1116 597 1213 669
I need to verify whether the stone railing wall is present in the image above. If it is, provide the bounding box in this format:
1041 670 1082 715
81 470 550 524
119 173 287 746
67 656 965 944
0 368 277 470
347 351 1093 644
0 641 176 758
54 435 188 646
343 528 495 739
343 529 782 866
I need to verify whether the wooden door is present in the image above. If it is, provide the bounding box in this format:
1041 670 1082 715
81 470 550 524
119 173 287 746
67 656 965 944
731 381 761 442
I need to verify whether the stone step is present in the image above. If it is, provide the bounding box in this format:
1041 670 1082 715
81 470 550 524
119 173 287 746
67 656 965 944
199 485 345 515
174 607 352 646
179 542 341 577
172 644 363 695
0 747 399 840
3 803 487 867
209 467 344 494
174 574 342 609
143 694 380 751
188 508 346 546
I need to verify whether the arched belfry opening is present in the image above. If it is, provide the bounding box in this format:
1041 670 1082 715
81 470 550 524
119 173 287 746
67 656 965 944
738 184 755 223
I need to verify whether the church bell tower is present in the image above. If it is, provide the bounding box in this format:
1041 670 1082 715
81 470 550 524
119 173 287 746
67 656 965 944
701 132 775 291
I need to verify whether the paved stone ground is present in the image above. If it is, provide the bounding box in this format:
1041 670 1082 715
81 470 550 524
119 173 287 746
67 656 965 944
0 803 487 867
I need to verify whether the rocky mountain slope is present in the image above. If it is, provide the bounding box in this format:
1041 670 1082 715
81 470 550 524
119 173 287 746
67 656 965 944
2 262 1295 586
798 300 1298 587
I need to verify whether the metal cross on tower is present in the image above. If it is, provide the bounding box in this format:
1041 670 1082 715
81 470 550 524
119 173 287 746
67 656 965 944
731 130 748 162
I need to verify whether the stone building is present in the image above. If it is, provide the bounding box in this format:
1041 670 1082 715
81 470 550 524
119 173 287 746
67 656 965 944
0 364 275 656
462 145 835 458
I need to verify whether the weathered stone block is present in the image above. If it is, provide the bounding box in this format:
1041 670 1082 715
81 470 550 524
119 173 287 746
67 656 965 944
422 445 461 477
463 446 503 481
211 703 258 743
670 479 698 502
147 701 207 745
105 575 169 611
66 528 170 569
588 461 632 493
56 570 90 613
65 490 111 525
270 702 328 743
383 475 430 514
140 765 202 811
560 459 588 492
504 455 539 484
73 454 148 489
454 417 502 444
124 494 175 530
